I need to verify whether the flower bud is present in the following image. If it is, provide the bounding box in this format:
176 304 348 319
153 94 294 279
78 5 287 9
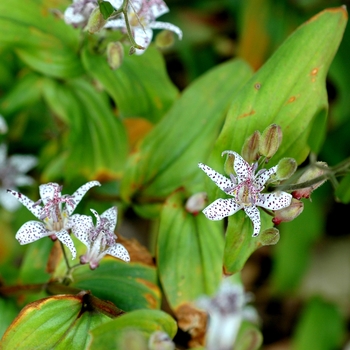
273 198 303 224
259 227 280 246
241 130 261 164
107 41 124 70
223 151 235 176
148 331 175 350
276 157 297 180
155 30 175 49
86 7 106 33
259 124 282 159
185 192 207 214
292 162 328 200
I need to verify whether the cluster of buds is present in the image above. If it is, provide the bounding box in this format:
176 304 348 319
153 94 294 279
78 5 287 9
199 124 329 237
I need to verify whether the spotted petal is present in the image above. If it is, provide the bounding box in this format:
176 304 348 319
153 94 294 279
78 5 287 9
256 191 292 211
243 206 261 237
254 165 277 189
55 229 77 260
101 206 117 230
16 221 49 244
71 215 93 248
203 198 242 221
149 0 169 18
6 190 42 219
149 21 183 39
39 183 60 206
104 243 130 262
199 163 232 193
68 181 101 215
222 151 250 183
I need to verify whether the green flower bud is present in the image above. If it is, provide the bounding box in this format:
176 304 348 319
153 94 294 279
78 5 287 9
107 41 124 70
241 130 261 164
292 161 328 199
273 198 303 224
155 30 175 49
223 151 235 176
86 7 106 33
259 227 280 246
185 192 207 214
276 157 297 180
259 124 282 159
119 330 147 350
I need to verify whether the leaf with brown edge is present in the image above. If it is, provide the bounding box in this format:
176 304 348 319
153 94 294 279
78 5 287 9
0 293 111 350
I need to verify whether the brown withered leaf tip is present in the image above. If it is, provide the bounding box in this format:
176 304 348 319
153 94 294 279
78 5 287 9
175 302 208 348
116 234 155 267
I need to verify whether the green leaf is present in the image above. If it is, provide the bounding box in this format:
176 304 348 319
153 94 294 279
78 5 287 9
211 7 347 166
90 309 177 348
82 45 178 123
157 190 224 310
207 7 347 275
0 294 110 350
235 320 263 350
335 173 350 203
0 298 18 339
292 297 345 350
41 78 128 181
71 259 161 311
120 59 253 210
99 1 115 20
0 0 84 78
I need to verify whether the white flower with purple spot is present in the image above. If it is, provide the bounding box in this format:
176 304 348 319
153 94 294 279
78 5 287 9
7 181 101 259
73 206 130 269
105 0 182 54
64 0 98 27
199 151 292 237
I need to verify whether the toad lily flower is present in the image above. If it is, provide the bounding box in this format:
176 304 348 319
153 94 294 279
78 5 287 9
199 151 292 237
73 206 130 269
105 0 183 54
7 181 101 259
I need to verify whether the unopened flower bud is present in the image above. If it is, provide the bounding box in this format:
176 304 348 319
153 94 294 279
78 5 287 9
273 198 303 224
107 42 124 70
292 162 328 200
185 192 207 214
276 157 297 180
155 30 175 49
259 124 282 159
259 227 280 245
86 7 106 33
241 130 261 164
148 331 175 350
223 151 235 175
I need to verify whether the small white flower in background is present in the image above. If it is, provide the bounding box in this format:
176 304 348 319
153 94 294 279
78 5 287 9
105 0 182 54
64 0 98 27
73 206 130 269
7 181 100 259
148 330 175 350
197 281 251 350
199 151 292 237
0 115 8 134
0 144 37 212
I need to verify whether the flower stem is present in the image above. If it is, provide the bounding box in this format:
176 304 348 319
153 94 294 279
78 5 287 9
60 241 71 270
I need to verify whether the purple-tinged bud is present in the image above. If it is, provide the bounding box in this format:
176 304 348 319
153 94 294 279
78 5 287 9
86 7 106 34
273 198 303 224
155 30 175 49
107 42 124 70
185 192 207 215
292 162 328 200
259 124 282 159
259 227 280 245
276 157 297 180
241 130 261 164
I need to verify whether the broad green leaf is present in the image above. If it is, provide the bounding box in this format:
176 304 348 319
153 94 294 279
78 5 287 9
90 309 177 349
335 172 350 203
0 298 18 339
207 7 347 275
41 78 128 181
157 190 224 311
120 59 253 211
0 295 110 350
82 45 178 123
0 0 83 78
292 297 345 350
71 259 161 311
99 1 115 19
